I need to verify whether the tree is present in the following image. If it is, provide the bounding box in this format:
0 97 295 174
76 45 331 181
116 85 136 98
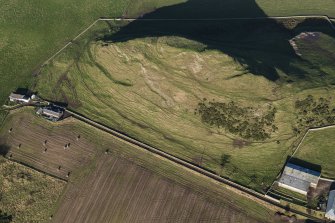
220 154 231 168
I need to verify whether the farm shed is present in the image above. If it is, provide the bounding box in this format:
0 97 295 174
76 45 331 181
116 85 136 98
37 106 64 121
278 163 320 195
326 190 335 221
9 93 30 103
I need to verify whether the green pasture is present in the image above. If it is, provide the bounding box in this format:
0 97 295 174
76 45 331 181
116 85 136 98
294 127 335 179
1 0 334 192
1 0 334 110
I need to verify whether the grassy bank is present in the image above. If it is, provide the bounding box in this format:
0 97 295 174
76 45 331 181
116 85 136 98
294 127 335 179
0 157 65 222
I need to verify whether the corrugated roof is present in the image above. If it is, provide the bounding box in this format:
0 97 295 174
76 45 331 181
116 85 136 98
279 162 320 192
42 108 63 118
9 93 27 100
279 174 311 192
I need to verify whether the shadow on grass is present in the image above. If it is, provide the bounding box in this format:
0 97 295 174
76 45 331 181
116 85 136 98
0 210 12 223
0 144 10 157
102 0 335 84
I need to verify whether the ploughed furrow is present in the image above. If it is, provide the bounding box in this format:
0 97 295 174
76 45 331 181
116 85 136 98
52 155 264 223
2 113 99 179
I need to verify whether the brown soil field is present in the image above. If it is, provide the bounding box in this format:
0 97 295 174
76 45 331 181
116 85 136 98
53 154 266 223
0 108 105 180
0 108 280 222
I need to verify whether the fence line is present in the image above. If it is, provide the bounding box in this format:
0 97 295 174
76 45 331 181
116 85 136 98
41 15 335 67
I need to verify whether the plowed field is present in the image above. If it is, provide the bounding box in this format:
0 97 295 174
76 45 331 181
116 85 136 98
0 108 276 222
0 108 103 179
53 155 266 223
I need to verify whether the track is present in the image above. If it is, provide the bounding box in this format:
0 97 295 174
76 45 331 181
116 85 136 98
65 109 324 222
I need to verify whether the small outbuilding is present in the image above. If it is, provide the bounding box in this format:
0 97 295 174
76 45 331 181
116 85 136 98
278 162 321 195
326 190 335 221
9 93 30 103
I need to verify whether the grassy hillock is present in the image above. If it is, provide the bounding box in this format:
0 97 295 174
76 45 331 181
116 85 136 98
1 0 334 109
34 21 335 191
2 0 335 191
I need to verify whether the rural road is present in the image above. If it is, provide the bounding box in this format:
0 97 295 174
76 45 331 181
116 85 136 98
65 109 324 222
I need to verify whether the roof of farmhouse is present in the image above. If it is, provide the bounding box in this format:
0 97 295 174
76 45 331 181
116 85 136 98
279 163 321 192
9 93 29 100
42 107 63 118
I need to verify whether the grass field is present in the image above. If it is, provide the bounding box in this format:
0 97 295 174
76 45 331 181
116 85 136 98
1 2 334 189
35 17 335 190
0 108 280 223
1 0 334 109
0 157 65 223
293 127 335 179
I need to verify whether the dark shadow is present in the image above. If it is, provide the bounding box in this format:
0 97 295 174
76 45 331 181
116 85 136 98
13 88 33 97
102 0 335 83
330 182 335 191
287 157 322 173
45 100 68 108
0 144 10 157
0 210 12 223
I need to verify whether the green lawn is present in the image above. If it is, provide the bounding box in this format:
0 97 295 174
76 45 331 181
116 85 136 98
294 127 335 179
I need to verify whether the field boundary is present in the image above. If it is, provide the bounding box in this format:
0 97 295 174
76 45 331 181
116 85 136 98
41 15 335 68
5 157 68 182
2 102 326 221
291 124 335 159
266 124 335 202
64 108 323 222
23 13 335 222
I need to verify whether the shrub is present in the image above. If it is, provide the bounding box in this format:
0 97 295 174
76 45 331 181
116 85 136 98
295 95 335 129
196 100 277 140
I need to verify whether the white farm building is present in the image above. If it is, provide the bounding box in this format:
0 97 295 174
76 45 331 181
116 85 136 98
278 163 321 195
9 93 30 103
